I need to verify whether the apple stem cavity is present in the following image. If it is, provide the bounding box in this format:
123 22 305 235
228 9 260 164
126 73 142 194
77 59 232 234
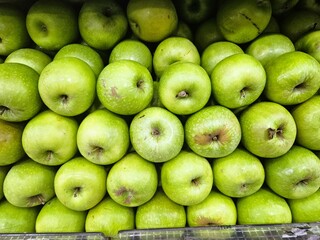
46 150 54 161
0 105 9 115
60 94 69 104
191 177 201 186
267 126 284 139
136 79 144 89
176 90 189 98
73 187 81 198
195 132 223 145
28 194 46 207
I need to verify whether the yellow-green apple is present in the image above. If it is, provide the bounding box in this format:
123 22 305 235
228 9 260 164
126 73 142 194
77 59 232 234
0 63 42 122
0 3 30 56
135 188 186 229
78 0 128 51
0 166 10 200
187 189 237 226
264 145 320 200
211 53 266 109
171 20 194 41
295 30 320 62
270 0 299 15
38 57 96 117
158 62 211 115
216 0 272 44
161 150 213 206
0 199 40 233
264 51 320 105
35 197 87 233
77 108 130 165
236 187 292 224
107 152 158 207
212 148 265 198
185 105 241 158
96 60 153 115
22 110 78 166
239 101 297 158
130 107 184 163
0 120 25 166
126 0 178 42
54 156 107 211
153 36 200 79
3 158 56 207
26 0 79 51
85 196 135 237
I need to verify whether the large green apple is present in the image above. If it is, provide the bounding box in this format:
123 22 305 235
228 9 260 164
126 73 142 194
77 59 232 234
0 62 42 122
239 101 297 158
3 158 56 207
0 166 10 200
77 108 130 165
161 150 213 206
185 105 241 158
106 152 158 207
135 188 186 229
295 30 320 63
264 145 320 200
79 0 128 51
35 197 87 233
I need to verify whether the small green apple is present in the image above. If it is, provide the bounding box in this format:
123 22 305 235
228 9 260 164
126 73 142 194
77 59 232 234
0 166 10 200
295 30 320 63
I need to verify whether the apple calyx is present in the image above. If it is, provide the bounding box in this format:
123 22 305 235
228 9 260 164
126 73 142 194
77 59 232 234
176 90 189 98
89 146 104 157
45 150 54 161
115 186 135 205
39 22 48 34
151 127 160 136
267 126 284 140
191 177 201 186
197 216 221 226
27 194 46 207
73 187 82 198
240 87 249 98
296 178 311 187
60 94 69 104
0 105 9 115
195 131 227 145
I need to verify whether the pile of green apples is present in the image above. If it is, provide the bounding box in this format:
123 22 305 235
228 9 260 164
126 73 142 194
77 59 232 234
1 0 320 237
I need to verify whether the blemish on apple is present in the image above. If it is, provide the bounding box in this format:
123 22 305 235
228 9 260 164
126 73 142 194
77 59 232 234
110 86 121 99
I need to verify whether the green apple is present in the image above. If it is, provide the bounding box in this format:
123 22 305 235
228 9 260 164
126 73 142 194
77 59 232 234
264 51 320 105
201 41 244 76
0 3 30 56
35 197 87 233
54 43 104 78
0 166 10 200
86 196 134 237
96 60 153 115
239 101 297 158
38 57 96 117
291 95 320 150
211 53 266 109
126 0 178 42
3 158 56 207
161 150 213 206
171 20 194 41
0 199 40 233
54 156 107 211
236 187 292 224
153 36 200 79
135 188 186 229
106 152 158 207
212 148 265 198
4 48 52 75
79 0 128 51
26 0 79 51
262 16 280 33
264 145 320 200
22 110 78 166
185 105 241 158
216 0 272 44
0 62 42 122
77 108 130 165
295 30 320 63
130 107 184 163
0 119 25 166
270 0 299 15
187 189 237 226
158 62 211 115
109 39 153 72
245 33 295 67
297 0 320 14
287 189 320 223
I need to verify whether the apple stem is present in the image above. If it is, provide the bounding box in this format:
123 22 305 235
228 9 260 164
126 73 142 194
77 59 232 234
176 90 189 98
73 187 81 198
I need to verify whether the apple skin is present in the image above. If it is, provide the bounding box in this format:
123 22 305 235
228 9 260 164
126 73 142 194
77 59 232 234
77 108 130 165
54 156 107 211
264 51 320 105
85 196 135 237
38 57 96 117
129 107 184 163
270 0 299 15
297 0 320 15
79 0 128 51
106 152 158 207
35 197 87 233
187 189 237 227
135 188 186 229
0 166 10 200
236 187 292 225
161 150 213 206
0 62 42 122
263 145 320 200
0 119 25 166
295 30 320 63
3 158 56 208
185 105 241 158
171 20 194 41
239 101 297 158
97 60 154 116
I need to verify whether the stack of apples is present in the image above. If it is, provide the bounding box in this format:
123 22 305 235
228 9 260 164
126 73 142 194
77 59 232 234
1 0 320 237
